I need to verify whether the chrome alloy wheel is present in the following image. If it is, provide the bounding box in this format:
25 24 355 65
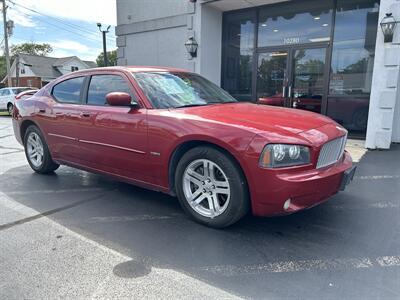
26 132 44 168
183 159 231 218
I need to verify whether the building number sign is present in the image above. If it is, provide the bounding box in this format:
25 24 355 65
284 37 300 45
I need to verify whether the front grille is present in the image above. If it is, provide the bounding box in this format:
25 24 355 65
316 135 347 169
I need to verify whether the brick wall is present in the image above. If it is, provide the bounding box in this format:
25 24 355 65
10 77 43 89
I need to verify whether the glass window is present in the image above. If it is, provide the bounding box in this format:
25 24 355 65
52 77 85 103
222 10 255 101
1 89 11 96
329 0 379 96
12 88 32 95
133 72 237 109
87 75 133 106
258 1 333 47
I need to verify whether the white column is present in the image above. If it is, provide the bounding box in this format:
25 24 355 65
366 0 400 149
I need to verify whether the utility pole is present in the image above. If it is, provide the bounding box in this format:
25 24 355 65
15 54 19 86
1 0 12 87
97 23 111 67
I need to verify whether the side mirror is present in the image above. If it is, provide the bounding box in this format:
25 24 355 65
106 92 137 107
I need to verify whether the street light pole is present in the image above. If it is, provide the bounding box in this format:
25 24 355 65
1 0 12 87
97 23 111 67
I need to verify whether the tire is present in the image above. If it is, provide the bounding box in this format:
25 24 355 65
24 125 59 174
7 103 13 116
175 146 249 228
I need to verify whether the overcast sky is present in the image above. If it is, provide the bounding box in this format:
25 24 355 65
6 0 117 61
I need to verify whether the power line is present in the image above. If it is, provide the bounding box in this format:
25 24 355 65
11 7 116 46
8 0 116 43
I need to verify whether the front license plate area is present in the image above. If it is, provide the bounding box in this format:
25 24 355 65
339 166 356 191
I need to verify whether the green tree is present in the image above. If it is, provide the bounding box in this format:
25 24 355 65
0 56 7 82
96 50 117 67
10 42 53 58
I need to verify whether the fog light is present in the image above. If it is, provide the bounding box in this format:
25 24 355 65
283 199 291 210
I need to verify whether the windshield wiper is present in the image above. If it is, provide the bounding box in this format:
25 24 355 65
175 103 208 108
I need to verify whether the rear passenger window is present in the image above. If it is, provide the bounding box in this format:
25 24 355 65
87 75 133 106
52 77 85 103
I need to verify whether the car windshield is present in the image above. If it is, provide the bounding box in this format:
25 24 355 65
133 72 237 109
12 88 33 95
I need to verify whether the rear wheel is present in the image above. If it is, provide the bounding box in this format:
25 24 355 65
24 125 59 174
7 103 13 115
175 146 249 228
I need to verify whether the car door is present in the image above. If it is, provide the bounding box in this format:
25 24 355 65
39 76 87 162
76 73 150 182
0 89 11 110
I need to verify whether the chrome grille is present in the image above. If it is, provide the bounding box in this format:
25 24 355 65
316 135 347 169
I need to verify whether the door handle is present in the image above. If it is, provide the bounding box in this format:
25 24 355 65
81 112 91 117
288 86 292 98
282 86 286 98
39 109 46 113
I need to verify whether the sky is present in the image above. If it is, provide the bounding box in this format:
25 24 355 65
5 0 117 62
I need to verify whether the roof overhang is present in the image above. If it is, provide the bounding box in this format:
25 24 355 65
201 0 290 11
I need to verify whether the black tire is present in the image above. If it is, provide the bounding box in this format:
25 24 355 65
24 125 59 174
7 103 13 116
175 146 249 228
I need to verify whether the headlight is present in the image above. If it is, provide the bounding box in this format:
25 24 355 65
259 144 310 168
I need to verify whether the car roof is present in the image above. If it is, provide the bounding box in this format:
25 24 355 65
68 66 189 76
1 87 33 90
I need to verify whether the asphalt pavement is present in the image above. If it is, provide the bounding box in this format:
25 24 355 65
0 115 399 299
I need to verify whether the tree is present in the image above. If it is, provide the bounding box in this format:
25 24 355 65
10 42 53 58
96 50 117 67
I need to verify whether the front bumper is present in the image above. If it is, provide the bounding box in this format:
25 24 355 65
250 151 354 216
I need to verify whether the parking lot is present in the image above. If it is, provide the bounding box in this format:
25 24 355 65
0 115 399 299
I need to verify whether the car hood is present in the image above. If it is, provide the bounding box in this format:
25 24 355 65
172 102 333 135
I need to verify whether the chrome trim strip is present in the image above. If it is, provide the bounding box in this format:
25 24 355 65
79 139 146 154
48 133 77 141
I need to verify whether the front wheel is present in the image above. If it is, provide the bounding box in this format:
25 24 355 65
24 125 59 174
175 146 249 228
7 103 13 116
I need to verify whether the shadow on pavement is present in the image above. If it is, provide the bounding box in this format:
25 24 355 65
1 145 399 299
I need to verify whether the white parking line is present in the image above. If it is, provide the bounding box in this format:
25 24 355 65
355 175 400 180
88 214 180 223
7 188 105 195
200 255 400 277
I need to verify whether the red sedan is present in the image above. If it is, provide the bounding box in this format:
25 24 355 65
12 67 355 228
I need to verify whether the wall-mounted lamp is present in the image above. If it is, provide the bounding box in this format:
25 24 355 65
380 13 398 43
185 36 198 58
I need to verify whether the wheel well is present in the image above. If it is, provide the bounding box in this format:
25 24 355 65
20 120 37 141
168 140 248 195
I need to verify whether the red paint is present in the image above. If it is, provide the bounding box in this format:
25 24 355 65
12 66 353 216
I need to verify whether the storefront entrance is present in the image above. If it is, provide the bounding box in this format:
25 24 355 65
257 45 328 114
221 0 380 136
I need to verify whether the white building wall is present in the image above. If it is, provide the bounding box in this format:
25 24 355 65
197 4 223 85
117 0 189 25
366 0 400 148
10 58 35 77
115 0 223 84
57 59 89 75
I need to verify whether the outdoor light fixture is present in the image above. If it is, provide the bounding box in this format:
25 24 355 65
380 13 398 43
185 36 198 58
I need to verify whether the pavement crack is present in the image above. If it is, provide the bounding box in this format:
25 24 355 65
0 194 104 231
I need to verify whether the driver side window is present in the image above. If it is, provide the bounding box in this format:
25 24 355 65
87 75 135 106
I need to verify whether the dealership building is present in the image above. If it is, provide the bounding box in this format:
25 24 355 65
116 0 400 149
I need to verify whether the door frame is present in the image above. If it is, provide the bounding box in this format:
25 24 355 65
254 42 330 114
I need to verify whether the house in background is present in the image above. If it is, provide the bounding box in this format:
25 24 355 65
2 54 97 88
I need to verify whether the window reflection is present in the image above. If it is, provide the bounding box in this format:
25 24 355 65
329 0 379 96
258 1 333 47
223 11 255 101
